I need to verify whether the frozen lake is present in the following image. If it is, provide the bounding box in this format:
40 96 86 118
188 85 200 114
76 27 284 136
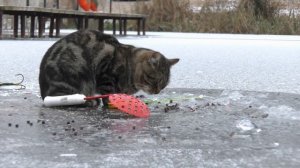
1 31 300 167
0 31 300 95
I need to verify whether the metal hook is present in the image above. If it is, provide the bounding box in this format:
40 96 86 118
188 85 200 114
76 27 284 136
0 74 26 89
14 74 25 85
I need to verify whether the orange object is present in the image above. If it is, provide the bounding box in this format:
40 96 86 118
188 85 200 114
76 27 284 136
78 0 98 11
90 1 97 11
85 94 150 118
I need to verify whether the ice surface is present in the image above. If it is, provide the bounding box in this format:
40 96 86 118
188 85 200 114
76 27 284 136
1 32 300 167
1 31 300 95
267 105 300 120
236 119 257 131
118 32 300 94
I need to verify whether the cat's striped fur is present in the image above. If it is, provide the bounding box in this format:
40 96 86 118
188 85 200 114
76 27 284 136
39 30 179 106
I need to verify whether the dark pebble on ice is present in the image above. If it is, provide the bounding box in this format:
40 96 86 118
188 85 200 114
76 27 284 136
195 127 200 130
136 95 145 98
74 132 78 136
71 120 75 123
167 126 171 129
205 102 217 107
80 127 84 130
27 121 30 124
262 113 269 118
15 124 19 128
52 132 57 136
162 137 166 141
29 123 33 126
67 121 70 125
41 121 45 124
132 126 136 130
72 128 76 132
8 123 12 127
118 136 122 139
24 97 27 100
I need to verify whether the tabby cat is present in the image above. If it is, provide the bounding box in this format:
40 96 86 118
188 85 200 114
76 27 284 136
39 30 179 106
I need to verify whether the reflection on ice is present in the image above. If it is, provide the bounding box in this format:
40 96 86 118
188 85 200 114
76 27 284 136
236 119 257 132
267 105 300 120
220 90 244 101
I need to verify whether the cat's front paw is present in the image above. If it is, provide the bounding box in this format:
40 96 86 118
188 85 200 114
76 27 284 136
102 97 109 108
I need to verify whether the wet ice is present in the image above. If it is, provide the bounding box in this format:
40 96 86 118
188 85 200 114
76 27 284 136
236 119 257 132
267 105 300 120
1 32 300 167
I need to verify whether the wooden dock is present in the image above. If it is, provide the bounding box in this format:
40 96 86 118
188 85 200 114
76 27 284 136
0 5 147 39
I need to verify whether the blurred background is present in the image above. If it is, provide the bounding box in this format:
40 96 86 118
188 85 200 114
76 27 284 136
1 0 300 34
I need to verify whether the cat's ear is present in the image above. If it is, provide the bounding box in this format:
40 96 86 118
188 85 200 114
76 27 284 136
169 58 179 66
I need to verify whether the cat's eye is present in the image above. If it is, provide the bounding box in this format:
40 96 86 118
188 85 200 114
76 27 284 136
143 77 153 85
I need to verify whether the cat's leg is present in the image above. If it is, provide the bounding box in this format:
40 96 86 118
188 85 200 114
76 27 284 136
96 76 117 108
81 80 101 107
46 81 79 97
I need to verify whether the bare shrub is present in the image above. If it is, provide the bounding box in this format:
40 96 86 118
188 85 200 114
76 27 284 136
134 0 300 35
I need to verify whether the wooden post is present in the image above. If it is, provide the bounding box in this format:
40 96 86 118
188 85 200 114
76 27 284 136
77 17 83 30
38 16 44 37
30 15 35 37
84 17 89 29
20 15 26 38
119 19 123 35
0 10 3 39
55 17 61 37
98 18 104 33
26 0 30 6
44 0 47 8
142 18 146 35
14 15 19 38
112 19 116 35
49 16 54 37
137 19 141 36
124 19 127 36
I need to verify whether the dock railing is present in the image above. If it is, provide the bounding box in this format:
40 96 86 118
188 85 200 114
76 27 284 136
0 0 147 39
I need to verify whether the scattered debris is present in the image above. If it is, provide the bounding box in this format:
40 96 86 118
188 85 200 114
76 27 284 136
164 100 179 113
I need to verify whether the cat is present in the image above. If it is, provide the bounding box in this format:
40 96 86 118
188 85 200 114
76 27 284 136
39 29 179 106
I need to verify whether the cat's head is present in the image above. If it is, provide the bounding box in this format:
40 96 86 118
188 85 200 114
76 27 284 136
134 50 179 94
